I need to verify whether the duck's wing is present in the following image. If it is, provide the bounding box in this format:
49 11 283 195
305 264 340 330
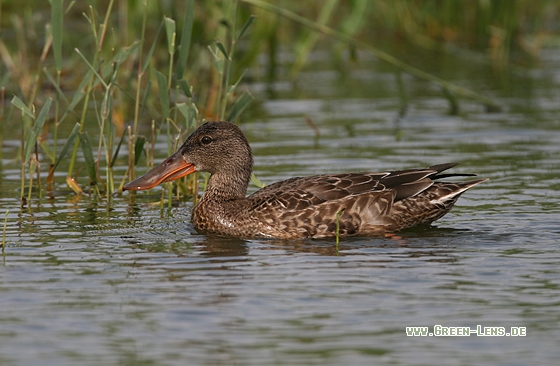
248 163 455 211
247 172 387 210
245 166 436 220
245 173 393 238
245 163 484 238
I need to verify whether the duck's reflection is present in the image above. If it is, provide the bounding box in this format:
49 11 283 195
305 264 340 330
188 225 466 260
123 219 467 263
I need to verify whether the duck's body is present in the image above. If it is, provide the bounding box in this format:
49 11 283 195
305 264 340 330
124 122 486 239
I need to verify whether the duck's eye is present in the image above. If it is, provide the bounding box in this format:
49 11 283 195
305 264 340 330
201 136 213 145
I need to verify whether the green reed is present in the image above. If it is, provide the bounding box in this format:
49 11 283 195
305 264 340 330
2 210 8 255
243 0 501 111
2 0 559 203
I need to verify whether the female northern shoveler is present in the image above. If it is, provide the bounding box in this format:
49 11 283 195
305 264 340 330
123 121 487 239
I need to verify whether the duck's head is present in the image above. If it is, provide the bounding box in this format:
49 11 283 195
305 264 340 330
123 121 253 191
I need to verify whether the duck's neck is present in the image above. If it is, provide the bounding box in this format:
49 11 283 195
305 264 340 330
201 168 251 202
197 137 253 203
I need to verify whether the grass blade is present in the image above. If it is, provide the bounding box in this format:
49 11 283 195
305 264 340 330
142 22 163 75
237 15 256 41
442 87 459 115
2 210 8 255
140 80 152 120
11 96 34 119
59 69 92 123
74 48 108 89
51 0 63 71
52 122 80 172
176 0 194 79
207 45 224 73
227 90 253 122
39 139 55 163
1 71 10 88
164 17 176 56
64 1 77 15
155 70 170 119
43 68 70 105
112 41 140 65
66 176 83 194
215 41 229 59
227 69 247 95
24 98 52 165
250 173 265 188
178 79 192 98
110 129 127 168
291 0 338 77
78 131 97 185
177 103 198 129
134 136 146 165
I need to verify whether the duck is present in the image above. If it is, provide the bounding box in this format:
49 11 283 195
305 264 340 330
123 121 487 239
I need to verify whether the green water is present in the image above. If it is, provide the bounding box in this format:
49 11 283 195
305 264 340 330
1 48 560 365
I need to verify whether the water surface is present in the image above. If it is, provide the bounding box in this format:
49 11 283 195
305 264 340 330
1 49 559 365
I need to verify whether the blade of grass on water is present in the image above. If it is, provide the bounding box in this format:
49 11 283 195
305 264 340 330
66 176 83 194
79 131 97 185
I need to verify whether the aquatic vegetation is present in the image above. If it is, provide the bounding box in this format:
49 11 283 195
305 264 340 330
5 0 255 201
1 0 557 202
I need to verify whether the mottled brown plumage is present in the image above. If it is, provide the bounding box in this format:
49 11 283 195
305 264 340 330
124 121 487 239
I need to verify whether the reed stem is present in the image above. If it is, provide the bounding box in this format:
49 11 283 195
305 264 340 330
242 0 501 110
2 210 8 256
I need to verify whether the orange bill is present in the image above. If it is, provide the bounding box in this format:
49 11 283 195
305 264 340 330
123 151 195 191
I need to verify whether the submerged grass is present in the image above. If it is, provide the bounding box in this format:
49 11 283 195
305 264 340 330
1 210 7 255
0 0 558 204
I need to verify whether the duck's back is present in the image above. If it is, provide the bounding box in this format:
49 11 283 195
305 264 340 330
235 163 486 239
